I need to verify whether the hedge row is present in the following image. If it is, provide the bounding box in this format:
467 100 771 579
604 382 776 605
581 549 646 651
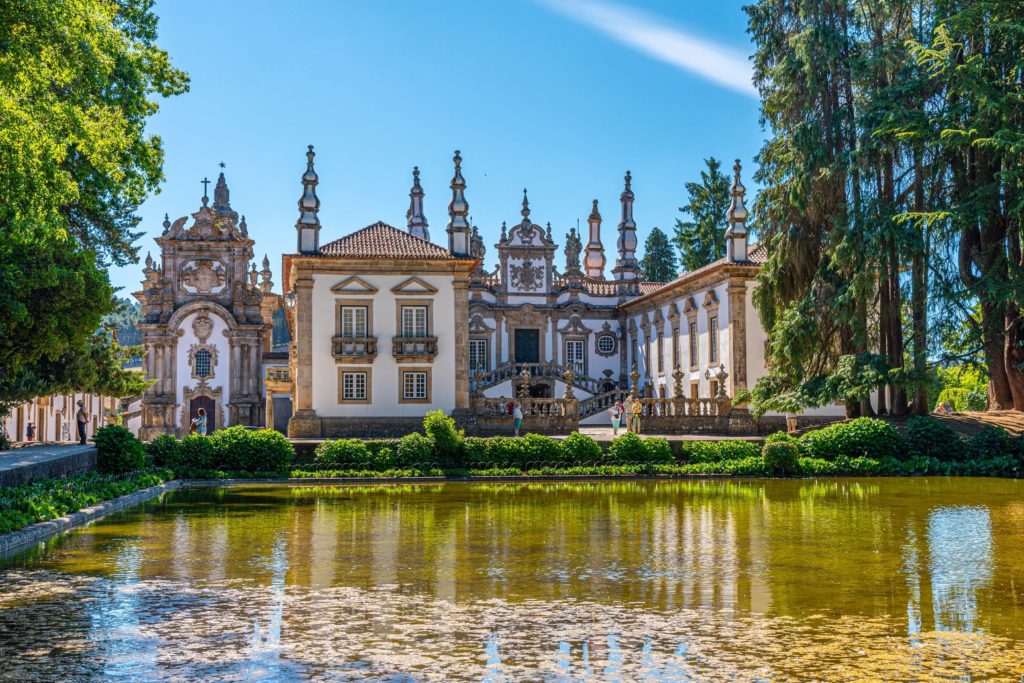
146 426 294 474
310 414 1023 477
0 470 172 535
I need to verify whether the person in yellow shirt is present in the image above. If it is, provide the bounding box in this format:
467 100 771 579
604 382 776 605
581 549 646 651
630 397 643 435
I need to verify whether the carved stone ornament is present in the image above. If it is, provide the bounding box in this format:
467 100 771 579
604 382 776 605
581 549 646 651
510 260 544 291
181 260 226 294
519 224 536 246
192 314 213 342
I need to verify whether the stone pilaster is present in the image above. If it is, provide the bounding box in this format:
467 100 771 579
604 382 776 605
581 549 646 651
288 276 321 437
728 278 748 393
454 277 470 409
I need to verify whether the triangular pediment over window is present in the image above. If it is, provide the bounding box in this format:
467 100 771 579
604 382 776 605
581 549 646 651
391 276 438 295
331 275 378 295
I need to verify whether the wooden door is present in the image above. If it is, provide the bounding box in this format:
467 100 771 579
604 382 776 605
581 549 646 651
189 396 216 434
514 329 540 364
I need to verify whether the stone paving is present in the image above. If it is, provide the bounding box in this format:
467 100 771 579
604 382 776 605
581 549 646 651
0 444 96 488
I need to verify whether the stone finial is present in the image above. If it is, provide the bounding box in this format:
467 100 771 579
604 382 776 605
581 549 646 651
726 158 749 262
447 150 471 256
200 177 210 207
260 254 273 293
613 170 640 286
144 252 154 271
521 188 530 221
213 171 231 213
249 262 259 288
296 144 321 254
584 198 606 279
672 365 684 398
562 369 575 399
407 166 430 241
630 362 640 392
499 221 508 243
545 221 552 242
517 367 532 398
162 213 171 234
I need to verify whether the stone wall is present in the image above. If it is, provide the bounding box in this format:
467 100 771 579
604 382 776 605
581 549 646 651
0 446 96 489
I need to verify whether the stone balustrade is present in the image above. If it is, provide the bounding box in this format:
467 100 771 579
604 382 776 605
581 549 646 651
392 336 438 363
332 336 378 363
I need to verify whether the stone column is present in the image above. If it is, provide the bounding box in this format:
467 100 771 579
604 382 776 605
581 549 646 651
265 388 275 430
727 278 748 393
453 277 470 409
288 276 320 437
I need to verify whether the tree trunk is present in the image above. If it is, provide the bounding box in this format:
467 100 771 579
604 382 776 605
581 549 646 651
910 148 929 415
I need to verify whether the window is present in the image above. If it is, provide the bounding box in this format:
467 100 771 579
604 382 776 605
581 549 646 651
690 381 699 400
565 339 585 374
340 306 367 338
710 379 719 398
401 305 428 337
403 371 428 401
469 339 488 373
194 349 212 378
672 329 680 369
597 334 616 354
689 322 698 366
709 316 719 363
657 333 664 373
341 371 367 401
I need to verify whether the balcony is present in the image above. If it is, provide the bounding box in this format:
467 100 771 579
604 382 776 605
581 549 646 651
392 335 438 363
332 336 378 364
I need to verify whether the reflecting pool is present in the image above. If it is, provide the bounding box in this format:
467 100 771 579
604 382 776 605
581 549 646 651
1 479 1023 681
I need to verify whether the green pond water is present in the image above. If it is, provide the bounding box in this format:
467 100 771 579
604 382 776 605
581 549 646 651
1 479 1023 681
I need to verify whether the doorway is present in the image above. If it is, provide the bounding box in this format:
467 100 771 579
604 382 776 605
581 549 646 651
189 396 216 434
514 329 540 364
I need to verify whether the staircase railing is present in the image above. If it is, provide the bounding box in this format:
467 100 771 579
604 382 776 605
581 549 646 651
472 362 612 396
579 390 631 418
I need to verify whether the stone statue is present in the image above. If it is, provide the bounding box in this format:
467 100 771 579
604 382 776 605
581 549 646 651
564 227 582 275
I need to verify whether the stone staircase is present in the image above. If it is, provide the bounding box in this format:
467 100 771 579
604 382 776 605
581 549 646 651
472 362 614 397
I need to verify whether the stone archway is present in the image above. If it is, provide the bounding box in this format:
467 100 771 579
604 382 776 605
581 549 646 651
180 384 223 437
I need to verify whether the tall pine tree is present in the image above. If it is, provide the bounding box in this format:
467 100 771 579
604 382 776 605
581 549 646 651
640 227 678 282
674 158 731 271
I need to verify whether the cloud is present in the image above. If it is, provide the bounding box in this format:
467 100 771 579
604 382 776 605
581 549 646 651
537 0 757 98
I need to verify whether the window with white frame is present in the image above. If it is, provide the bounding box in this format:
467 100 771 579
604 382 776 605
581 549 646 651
403 371 428 400
709 316 719 363
689 321 698 366
341 372 367 401
565 339 585 374
340 306 368 338
597 334 616 354
469 339 488 373
401 305 428 337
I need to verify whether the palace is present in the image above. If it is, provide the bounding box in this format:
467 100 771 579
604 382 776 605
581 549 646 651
129 147 846 440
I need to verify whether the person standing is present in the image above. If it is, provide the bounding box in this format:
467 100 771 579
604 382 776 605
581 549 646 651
191 408 208 436
608 401 623 436
630 396 643 435
75 400 89 445
512 401 523 437
26 422 35 443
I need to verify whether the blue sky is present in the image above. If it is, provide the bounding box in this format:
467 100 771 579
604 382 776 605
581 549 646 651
115 0 763 295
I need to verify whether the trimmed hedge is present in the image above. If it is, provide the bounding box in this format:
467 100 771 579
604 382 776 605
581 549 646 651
145 427 294 474
762 441 800 475
800 417 903 461
681 440 760 463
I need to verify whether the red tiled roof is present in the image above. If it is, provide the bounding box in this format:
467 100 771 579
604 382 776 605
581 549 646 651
747 241 767 264
639 282 667 294
318 222 456 260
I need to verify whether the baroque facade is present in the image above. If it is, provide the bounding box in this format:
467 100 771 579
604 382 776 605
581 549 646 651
280 148 845 437
134 172 282 439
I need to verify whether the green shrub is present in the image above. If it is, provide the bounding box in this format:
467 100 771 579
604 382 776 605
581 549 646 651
762 441 800 475
179 433 215 469
905 416 961 460
607 433 646 463
374 447 398 469
965 427 1013 460
147 434 181 468
486 437 531 468
93 425 146 474
315 438 372 466
423 410 464 466
209 426 294 472
644 437 673 464
463 437 490 467
396 432 435 466
521 433 564 463
562 432 602 464
0 430 11 451
681 440 760 463
799 418 902 461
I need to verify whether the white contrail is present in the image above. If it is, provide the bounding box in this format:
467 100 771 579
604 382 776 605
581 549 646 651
537 0 757 98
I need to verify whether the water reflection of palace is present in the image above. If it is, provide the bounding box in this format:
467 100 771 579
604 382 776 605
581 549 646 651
6 480 1023 679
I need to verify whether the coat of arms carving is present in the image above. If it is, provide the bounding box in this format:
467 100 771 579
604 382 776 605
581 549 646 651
510 260 544 291
181 260 226 294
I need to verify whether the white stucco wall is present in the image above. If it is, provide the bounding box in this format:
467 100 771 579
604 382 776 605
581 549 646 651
175 311 232 428
310 272 458 417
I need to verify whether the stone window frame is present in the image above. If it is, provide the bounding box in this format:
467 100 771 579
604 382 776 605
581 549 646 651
338 367 372 404
563 336 587 376
396 298 434 338
683 296 699 371
469 336 490 374
335 297 374 338
595 332 617 356
690 380 700 400
187 343 219 382
398 366 432 404
704 290 721 366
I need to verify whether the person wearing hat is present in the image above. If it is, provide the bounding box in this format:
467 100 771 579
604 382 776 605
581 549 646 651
75 400 89 445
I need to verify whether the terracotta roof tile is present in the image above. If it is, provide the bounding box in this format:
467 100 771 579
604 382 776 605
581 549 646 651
318 222 456 259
